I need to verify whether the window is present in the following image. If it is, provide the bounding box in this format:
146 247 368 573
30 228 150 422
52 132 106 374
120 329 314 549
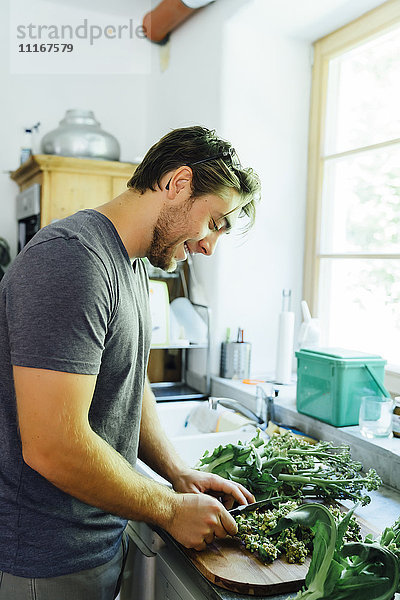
304 1 400 390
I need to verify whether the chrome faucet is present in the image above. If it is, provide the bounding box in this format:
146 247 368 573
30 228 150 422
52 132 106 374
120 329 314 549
207 396 264 425
256 385 279 425
208 396 219 411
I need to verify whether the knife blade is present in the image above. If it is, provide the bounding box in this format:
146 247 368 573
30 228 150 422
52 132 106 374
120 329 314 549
229 498 273 516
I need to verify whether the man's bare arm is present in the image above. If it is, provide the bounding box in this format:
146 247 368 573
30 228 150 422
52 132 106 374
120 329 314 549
13 366 239 550
14 366 179 523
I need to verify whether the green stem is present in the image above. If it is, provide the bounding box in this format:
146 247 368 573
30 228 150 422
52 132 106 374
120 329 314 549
278 474 370 486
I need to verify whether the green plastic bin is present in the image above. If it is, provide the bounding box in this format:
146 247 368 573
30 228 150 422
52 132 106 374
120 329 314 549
296 348 386 427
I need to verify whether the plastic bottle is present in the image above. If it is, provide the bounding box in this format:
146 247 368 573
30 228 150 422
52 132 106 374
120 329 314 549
20 129 32 164
31 122 41 155
298 300 321 349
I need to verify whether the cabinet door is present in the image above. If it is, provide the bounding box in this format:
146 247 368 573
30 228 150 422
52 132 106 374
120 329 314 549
42 171 113 226
112 176 131 197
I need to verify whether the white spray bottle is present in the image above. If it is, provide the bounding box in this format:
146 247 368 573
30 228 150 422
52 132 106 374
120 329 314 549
298 301 321 349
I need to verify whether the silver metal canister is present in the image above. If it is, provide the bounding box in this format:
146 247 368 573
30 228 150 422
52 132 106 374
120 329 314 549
41 109 120 161
220 342 251 379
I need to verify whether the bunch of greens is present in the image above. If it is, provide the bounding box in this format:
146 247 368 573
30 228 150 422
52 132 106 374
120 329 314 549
365 516 400 592
196 430 381 505
270 503 399 600
234 501 361 566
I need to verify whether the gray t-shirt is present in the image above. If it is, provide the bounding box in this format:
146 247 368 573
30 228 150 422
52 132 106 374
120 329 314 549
0 209 151 577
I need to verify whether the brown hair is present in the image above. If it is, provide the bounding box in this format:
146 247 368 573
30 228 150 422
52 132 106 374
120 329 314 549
127 126 261 230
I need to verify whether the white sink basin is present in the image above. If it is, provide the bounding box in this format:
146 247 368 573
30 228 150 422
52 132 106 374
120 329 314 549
156 400 204 437
137 400 261 483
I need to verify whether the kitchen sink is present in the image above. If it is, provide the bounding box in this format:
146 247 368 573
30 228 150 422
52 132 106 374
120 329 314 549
158 399 260 465
137 400 261 482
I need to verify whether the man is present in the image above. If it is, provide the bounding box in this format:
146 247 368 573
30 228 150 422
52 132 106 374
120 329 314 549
0 126 261 599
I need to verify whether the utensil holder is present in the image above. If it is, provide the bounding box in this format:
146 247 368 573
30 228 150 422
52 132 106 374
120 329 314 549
220 342 251 379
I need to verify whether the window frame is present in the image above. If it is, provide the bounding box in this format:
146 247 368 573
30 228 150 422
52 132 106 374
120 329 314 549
304 0 400 394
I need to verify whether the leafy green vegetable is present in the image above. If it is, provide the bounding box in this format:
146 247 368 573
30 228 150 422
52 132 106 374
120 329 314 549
270 503 399 600
365 515 400 592
196 430 381 505
235 500 312 564
234 501 360 566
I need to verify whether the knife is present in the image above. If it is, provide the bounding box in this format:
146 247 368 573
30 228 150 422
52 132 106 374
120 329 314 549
229 498 273 516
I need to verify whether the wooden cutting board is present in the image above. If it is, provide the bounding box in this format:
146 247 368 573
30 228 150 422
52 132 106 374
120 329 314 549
184 509 380 596
185 536 310 596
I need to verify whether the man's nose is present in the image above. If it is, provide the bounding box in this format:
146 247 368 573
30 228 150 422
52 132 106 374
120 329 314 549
196 232 220 256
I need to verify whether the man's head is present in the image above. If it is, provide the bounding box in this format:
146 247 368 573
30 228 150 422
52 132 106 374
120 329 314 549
127 126 261 271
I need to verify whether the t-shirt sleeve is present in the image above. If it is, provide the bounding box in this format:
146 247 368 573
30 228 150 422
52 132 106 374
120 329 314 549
6 237 114 375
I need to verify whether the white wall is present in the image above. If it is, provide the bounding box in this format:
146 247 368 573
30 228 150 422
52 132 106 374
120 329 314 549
214 7 311 376
144 0 233 142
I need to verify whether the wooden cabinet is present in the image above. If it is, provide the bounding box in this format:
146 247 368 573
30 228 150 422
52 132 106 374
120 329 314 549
11 154 137 226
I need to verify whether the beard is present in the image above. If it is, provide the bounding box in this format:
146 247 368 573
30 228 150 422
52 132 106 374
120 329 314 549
147 198 193 272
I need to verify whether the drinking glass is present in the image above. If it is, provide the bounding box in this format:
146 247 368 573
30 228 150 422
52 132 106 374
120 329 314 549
359 395 393 439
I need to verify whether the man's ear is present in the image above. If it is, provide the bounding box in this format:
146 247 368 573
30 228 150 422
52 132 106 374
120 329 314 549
167 166 193 198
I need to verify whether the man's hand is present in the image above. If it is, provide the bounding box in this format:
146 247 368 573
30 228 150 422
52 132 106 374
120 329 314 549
166 492 239 551
163 468 255 550
171 467 255 510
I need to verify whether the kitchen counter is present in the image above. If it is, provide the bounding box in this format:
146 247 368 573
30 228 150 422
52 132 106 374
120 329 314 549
125 383 400 600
